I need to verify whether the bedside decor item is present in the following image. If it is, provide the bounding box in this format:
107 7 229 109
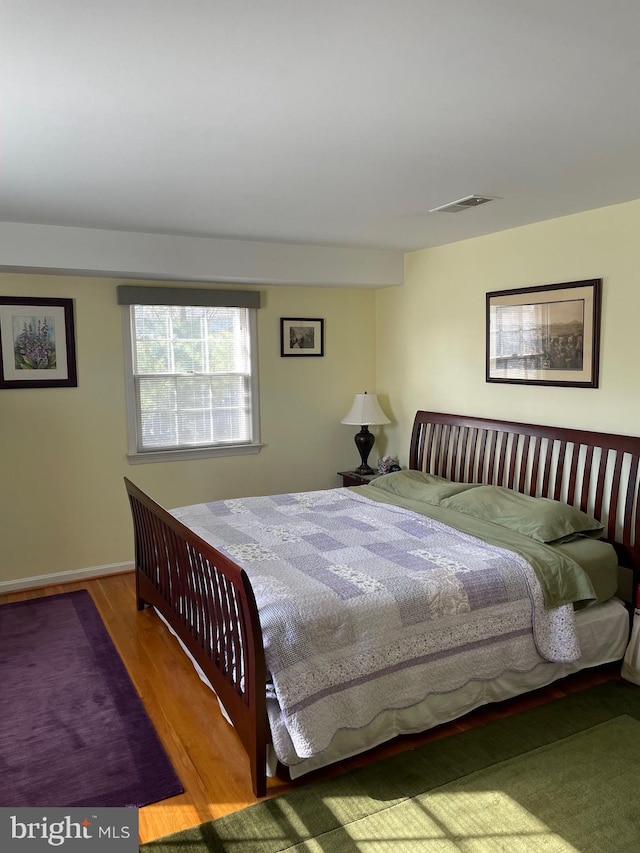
377 455 400 474
0 296 77 388
486 279 601 388
340 391 390 475
280 317 324 357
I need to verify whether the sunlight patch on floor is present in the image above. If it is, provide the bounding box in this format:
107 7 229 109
301 790 581 852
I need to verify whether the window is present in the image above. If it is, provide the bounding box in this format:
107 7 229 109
119 287 261 463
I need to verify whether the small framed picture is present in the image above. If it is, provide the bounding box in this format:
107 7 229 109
486 279 601 388
280 317 324 357
0 296 77 388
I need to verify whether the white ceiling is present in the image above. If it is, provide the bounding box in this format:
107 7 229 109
3 1 640 253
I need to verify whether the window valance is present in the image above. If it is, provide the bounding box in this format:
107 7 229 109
116 285 260 309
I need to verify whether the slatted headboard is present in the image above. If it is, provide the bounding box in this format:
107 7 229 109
409 411 640 601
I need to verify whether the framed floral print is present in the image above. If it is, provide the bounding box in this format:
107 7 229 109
0 296 77 388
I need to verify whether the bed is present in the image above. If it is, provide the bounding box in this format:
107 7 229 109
125 411 640 797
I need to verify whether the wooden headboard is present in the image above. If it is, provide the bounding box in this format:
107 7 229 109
409 411 640 601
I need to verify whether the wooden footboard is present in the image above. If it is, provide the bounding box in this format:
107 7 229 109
124 478 269 797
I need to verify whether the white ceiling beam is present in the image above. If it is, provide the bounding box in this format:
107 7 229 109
0 222 404 288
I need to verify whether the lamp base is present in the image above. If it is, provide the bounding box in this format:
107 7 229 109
353 425 375 476
354 463 376 476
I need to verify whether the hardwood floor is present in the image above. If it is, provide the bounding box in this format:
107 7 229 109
1 572 623 844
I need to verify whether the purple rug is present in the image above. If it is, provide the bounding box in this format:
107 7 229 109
0 589 184 808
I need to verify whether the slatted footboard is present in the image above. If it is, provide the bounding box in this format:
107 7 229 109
124 478 269 797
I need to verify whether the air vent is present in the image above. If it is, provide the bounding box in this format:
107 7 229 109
429 194 497 213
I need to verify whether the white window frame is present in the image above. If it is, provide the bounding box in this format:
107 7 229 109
121 299 262 464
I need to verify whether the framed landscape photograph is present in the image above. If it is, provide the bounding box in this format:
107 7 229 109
486 279 601 388
280 317 324 357
0 296 77 388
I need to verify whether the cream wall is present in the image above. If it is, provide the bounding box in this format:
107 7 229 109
0 273 378 585
376 198 640 462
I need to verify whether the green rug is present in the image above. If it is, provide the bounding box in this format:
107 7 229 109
143 680 640 852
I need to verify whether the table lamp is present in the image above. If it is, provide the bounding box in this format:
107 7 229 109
340 391 391 475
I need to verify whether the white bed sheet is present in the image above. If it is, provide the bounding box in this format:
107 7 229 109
155 596 628 780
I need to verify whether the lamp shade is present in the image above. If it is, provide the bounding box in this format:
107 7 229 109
341 393 390 426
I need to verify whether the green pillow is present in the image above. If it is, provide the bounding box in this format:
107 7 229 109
369 470 478 504
439 485 603 543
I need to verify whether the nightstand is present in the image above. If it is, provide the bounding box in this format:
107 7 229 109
338 470 382 487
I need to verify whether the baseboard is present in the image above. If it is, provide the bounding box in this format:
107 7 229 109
0 561 135 594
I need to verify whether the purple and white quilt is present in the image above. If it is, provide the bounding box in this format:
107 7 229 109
172 488 580 763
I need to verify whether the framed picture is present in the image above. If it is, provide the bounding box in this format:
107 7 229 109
0 296 77 388
280 317 324 357
486 279 601 388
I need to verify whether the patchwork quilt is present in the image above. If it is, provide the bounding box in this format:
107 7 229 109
172 488 581 763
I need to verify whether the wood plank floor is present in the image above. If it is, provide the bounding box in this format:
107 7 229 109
1 572 624 844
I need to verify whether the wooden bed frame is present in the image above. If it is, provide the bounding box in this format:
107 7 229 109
125 411 640 797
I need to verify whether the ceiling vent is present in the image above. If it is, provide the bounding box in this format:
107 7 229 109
429 194 497 213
